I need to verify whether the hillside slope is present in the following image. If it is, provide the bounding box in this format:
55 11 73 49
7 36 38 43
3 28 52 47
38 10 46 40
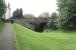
14 24 76 50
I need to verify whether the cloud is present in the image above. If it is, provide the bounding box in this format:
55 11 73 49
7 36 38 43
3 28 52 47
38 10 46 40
5 0 57 16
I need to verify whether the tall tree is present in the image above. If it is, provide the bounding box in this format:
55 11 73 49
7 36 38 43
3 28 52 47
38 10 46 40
13 8 23 18
57 0 76 30
19 8 23 17
50 12 58 30
0 0 6 18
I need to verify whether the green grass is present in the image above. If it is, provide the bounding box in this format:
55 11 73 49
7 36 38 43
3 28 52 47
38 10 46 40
0 21 4 32
14 24 76 50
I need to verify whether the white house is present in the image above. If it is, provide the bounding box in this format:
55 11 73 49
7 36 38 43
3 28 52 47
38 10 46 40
3 3 12 20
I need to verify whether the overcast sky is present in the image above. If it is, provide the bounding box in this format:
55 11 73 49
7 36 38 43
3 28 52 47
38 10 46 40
5 0 58 17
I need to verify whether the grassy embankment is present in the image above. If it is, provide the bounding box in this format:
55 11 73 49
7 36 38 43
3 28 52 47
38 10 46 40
14 24 76 50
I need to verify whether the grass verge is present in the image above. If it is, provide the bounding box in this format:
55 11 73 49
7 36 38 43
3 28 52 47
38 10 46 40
0 21 5 32
14 23 76 50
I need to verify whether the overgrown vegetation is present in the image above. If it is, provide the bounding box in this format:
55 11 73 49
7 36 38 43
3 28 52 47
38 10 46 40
0 0 6 18
14 24 76 50
0 0 6 32
50 12 58 30
57 0 76 30
0 21 4 32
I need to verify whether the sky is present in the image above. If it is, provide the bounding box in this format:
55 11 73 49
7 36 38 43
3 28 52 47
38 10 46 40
5 0 58 17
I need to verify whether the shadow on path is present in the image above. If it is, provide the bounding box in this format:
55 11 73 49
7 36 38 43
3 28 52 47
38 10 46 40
0 23 16 50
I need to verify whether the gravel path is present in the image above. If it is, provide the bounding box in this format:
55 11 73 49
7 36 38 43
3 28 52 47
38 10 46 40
0 23 17 50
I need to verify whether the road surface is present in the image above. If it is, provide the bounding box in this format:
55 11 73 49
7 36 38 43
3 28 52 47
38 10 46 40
0 23 17 50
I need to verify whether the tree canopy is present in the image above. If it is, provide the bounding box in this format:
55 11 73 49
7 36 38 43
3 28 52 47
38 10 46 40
0 0 6 18
13 8 23 18
57 0 76 30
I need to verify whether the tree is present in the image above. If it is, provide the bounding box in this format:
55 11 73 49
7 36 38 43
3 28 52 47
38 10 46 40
13 8 23 18
50 12 58 30
57 0 76 30
19 8 23 17
0 0 6 19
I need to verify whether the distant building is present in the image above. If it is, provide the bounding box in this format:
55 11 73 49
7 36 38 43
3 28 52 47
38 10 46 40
3 3 11 20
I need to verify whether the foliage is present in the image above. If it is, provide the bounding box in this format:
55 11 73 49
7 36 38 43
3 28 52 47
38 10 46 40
19 8 23 17
50 12 58 30
14 24 76 50
0 0 6 19
57 0 76 30
0 20 4 32
13 8 23 18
